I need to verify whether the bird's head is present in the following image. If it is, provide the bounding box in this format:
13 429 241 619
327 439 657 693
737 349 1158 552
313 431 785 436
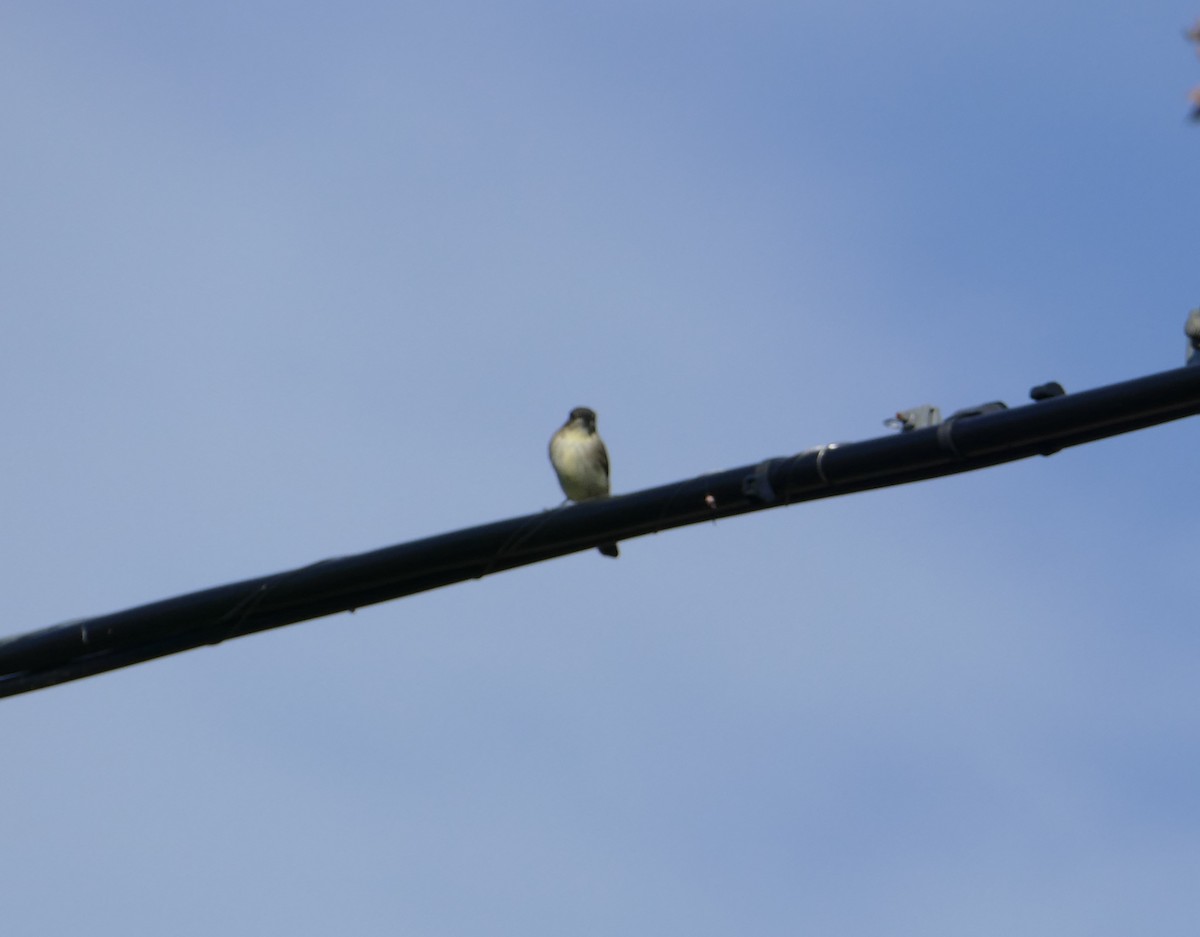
568 407 597 431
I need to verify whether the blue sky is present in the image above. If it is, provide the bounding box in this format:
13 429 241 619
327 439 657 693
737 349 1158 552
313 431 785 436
2 2 1198 933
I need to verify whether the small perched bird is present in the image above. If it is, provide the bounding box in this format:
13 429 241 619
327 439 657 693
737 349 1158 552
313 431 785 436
549 406 619 558
1186 309 1200 365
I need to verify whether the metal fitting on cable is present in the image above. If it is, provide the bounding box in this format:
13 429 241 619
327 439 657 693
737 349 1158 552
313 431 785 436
885 405 941 431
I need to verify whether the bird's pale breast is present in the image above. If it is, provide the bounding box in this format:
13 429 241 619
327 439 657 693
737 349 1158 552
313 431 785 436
550 429 609 501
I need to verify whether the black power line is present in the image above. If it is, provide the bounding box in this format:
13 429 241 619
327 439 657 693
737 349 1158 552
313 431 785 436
2 360 1199 700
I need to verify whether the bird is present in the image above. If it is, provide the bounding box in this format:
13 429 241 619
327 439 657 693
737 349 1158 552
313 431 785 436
549 406 619 558
1186 309 1200 365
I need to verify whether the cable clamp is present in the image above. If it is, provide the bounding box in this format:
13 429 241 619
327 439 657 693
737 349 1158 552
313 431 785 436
814 443 839 484
937 402 1007 457
742 459 778 503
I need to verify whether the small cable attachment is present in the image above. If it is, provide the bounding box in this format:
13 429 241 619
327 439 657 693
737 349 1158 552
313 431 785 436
814 443 840 484
1186 309 1200 366
936 401 1008 457
742 459 778 504
1029 381 1066 401
885 405 942 432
